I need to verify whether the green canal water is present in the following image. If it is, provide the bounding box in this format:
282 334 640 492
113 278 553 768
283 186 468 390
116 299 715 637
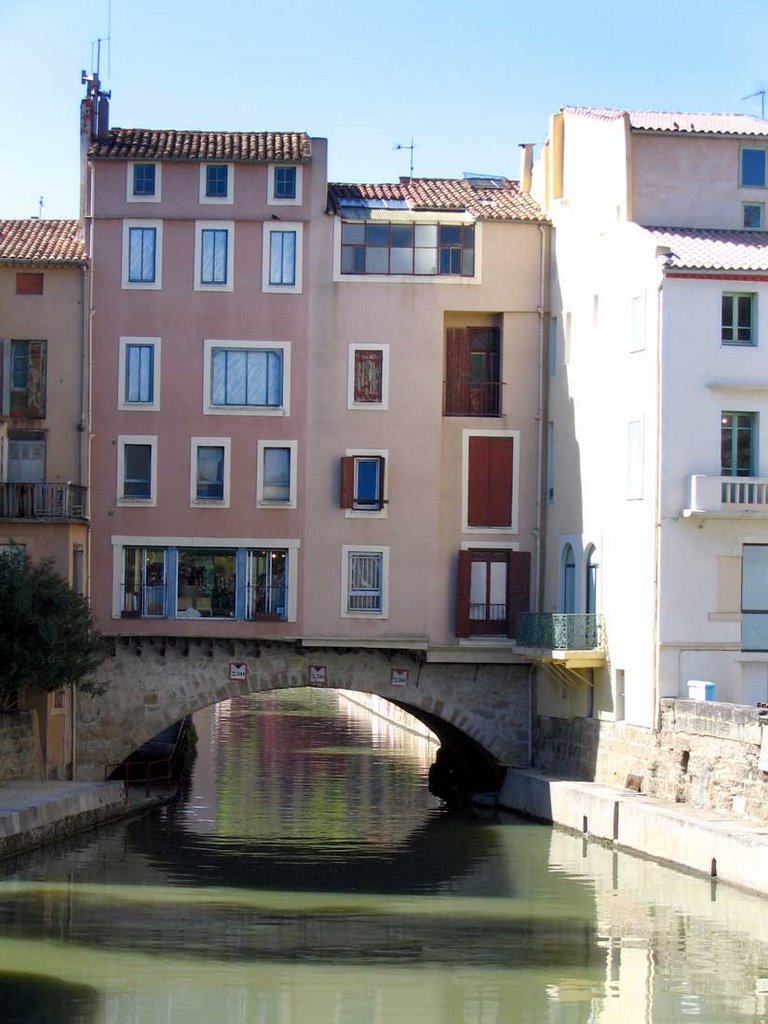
1 688 768 1023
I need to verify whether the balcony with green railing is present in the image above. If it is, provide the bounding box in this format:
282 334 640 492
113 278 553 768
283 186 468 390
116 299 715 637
515 613 606 667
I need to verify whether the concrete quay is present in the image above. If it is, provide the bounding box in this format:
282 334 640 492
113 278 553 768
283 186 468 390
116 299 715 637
0 780 166 860
500 768 768 898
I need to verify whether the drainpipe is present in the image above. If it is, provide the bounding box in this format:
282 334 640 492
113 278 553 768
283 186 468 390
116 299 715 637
651 253 668 732
534 222 548 609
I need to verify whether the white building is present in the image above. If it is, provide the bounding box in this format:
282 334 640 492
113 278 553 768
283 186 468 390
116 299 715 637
529 107 768 727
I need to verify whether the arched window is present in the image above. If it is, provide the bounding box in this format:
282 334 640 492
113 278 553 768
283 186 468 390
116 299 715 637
585 545 599 615
562 544 576 613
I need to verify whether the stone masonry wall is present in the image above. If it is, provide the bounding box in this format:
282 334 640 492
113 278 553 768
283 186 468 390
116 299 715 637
535 699 768 824
76 639 532 780
0 712 42 782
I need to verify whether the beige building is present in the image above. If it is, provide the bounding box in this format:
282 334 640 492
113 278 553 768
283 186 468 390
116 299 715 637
303 172 549 659
0 218 89 778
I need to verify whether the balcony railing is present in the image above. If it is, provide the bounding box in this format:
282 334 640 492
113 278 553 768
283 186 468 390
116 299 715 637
0 482 87 521
686 475 768 516
443 379 501 417
516 613 604 652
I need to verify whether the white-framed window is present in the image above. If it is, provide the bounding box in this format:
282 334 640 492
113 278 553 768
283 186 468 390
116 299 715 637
743 202 764 229
627 419 643 499
741 147 767 188
203 339 291 416
194 221 234 291
127 162 161 203
117 435 158 506
199 163 233 204
118 337 161 411
256 440 297 508
341 545 389 618
190 437 231 507
268 165 303 206
262 223 303 293
111 535 300 622
340 450 388 517
722 292 756 346
629 294 645 352
122 220 162 290
347 345 389 410
461 429 520 533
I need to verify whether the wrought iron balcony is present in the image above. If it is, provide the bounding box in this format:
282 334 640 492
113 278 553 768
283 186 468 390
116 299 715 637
515 613 605 667
0 482 87 521
684 474 768 517
443 379 502 417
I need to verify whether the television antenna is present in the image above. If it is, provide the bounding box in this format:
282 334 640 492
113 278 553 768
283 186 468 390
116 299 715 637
90 0 112 80
743 89 766 119
393 138 416 180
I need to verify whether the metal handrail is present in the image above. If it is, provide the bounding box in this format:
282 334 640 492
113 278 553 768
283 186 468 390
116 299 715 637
516 613 605 651
0 482 87 520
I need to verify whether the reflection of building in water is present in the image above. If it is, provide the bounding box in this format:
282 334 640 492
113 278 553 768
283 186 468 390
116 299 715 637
336 690 438 770
547 829 768 1021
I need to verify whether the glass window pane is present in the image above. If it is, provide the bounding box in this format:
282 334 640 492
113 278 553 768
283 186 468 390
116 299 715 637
414 247 437 274
366 224 389 247
414 224 437 247
743 545 768 610
196 446 224 500
462 248 475 276
226 350 247 405
275 167 296 198
722 295 733 341
342 222 364 244
263 447 291 501
126 344 152 402
742 149 766 187
390 247 413 274
439 225 462 245
390 225 414 247
177 549 235 618
366 247 388 274
124 444 151 498
356 459 380 503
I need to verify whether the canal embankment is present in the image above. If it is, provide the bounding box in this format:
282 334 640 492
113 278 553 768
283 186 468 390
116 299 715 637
499 768 768 898
0 781 171 859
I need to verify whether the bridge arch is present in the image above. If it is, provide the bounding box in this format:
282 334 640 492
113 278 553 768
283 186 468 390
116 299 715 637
77 638 532 784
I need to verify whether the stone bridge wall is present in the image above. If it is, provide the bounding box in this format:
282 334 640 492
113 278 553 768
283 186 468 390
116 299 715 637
534 698 768 824
76 638 532 781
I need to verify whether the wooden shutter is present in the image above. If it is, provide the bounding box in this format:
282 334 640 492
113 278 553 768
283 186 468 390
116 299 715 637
445 328 470 414
340 456 355 508
467 435 513 527
16 273 44 295
25 341 47 418
354 350 383 402
455 549 473 637
506 550 531 638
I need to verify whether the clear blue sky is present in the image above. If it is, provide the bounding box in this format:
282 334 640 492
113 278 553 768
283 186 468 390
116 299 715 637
2 0 768 220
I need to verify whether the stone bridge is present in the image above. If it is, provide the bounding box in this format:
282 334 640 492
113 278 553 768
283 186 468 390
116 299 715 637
76 637 532 785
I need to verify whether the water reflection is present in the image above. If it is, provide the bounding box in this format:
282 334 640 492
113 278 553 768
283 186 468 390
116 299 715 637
0 689 766 1022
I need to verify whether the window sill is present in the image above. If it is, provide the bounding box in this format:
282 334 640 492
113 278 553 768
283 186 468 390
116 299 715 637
204 406 288 417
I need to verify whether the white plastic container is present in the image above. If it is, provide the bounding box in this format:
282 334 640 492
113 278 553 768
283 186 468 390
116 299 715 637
687 680 716 701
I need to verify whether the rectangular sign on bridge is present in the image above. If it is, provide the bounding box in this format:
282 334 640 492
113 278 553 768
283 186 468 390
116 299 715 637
229 662 248 682
308 666 328 685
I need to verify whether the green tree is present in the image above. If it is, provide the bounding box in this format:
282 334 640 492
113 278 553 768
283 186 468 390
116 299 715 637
0 549 106 708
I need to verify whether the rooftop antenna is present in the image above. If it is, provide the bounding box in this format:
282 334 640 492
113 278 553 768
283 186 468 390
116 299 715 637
743 89 766 119
90 0 112 82
393 138 416 180
37 196 44 219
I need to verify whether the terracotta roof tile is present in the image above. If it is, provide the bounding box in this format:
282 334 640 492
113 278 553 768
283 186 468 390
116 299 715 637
643 226 768 271
0 220 85 264
89 129 312 163
329 178 545 222
563 107 768 137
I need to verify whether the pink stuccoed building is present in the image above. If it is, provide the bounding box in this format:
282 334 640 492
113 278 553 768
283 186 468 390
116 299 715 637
82 75 550 667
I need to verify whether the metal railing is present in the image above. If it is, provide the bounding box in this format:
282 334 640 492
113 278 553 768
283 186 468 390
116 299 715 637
516 613 605 651
106 720 189 796
443 379 502 417
246 583 287 621
0 482 87 520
